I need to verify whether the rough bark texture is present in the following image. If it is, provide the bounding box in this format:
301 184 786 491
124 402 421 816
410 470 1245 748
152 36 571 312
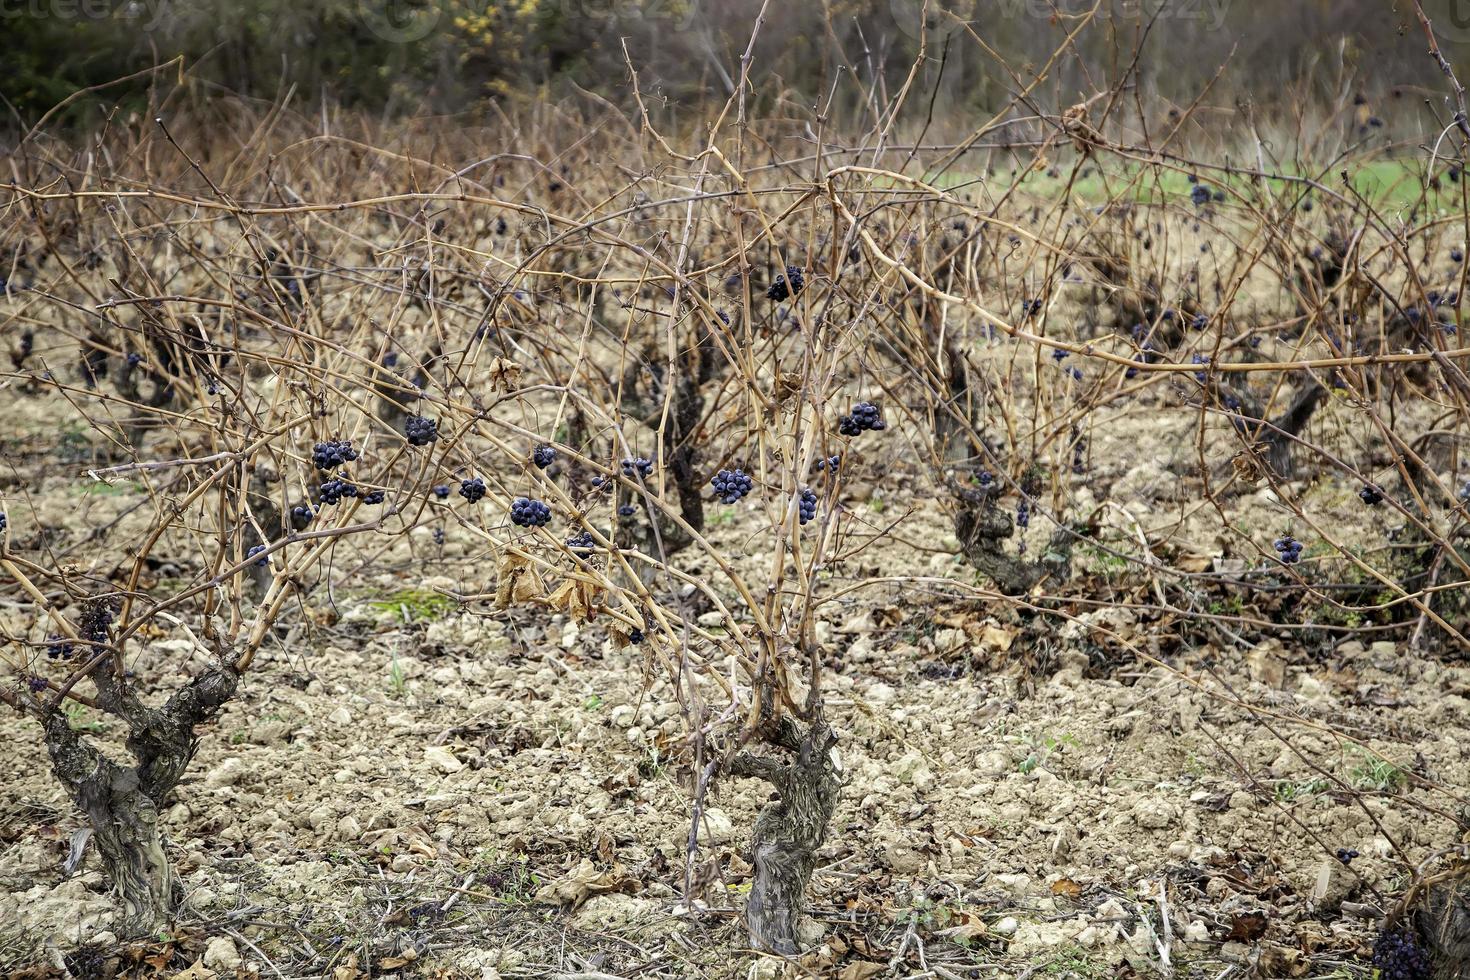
43 664 240 937
731 720 841 954
953 492 1075 595
1421 881 1470 980
45 713 177 936
1259 381 1326 480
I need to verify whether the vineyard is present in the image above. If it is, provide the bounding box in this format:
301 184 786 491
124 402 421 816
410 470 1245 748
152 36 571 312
3 8 1470 978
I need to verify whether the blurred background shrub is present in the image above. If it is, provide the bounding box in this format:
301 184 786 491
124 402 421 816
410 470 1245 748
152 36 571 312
4 0 1470 127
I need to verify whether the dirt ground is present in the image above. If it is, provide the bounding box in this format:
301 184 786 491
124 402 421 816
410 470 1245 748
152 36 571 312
3 435 1469 977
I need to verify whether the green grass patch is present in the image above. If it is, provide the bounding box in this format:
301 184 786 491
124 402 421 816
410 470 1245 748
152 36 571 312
368 587 458 621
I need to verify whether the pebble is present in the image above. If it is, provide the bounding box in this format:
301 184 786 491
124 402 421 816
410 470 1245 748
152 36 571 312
203 936 242 971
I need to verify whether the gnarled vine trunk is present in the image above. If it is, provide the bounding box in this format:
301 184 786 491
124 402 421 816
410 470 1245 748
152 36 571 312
1421 881 1470 980
731 719 841 954
42 664 239 937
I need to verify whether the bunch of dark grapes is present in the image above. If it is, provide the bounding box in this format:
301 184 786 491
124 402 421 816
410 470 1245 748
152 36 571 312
815 454 841 472
837 402 885 437
0 511 6 533
319 479 356 505
79 600 116 647
766 266 805 302
629 627 645 644
797 488 818 525
978 470 994 488
311 439 359 470
1274 535 1304 564
459 478 487 503
1359 484 1384 506
565 531 596 554
1016 500 1030 529
621 457 653 479
247 545 268 567
28 676 47 694
711 468 754 504
46 635 73 660
362 490 385 505
510 497 552 527
618 504 637 518
532 445 557 469
1191 184 1211 206
1371 926 1431 980
405 415 439 446
1335 848 1359 865
433 485 450 499
291 505 315 525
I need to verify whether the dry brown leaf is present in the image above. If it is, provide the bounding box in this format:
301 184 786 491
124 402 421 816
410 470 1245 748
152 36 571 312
496 552 544 607
332 953 362 980
978 622 1017 653
838 962 888 980
1050 877 1083 899
377 952 417 969
534 858 633 909
172 963 217 980
936 908 989 943
547 577 603 623
488 356 523 391
1226 910 1268 942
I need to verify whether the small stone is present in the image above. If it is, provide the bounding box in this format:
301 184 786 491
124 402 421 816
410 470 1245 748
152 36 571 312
1184 919 1210 942
424 746 463 773
992 916 1020 937
701 807 735 844
203 936 242 971
328 706 352 725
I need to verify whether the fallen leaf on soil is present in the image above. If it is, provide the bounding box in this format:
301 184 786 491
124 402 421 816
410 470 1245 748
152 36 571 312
978 622 1017 653
332 954 362 980
1227 910 1269 941
935 909 989 942
378 953 417 970
1050 877 1083 898
172 964 217 980
838 962 887 980
534 858 633 909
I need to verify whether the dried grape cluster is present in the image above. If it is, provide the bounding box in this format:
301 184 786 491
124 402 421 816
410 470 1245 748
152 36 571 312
510 497 552 527
311 439 360 470
838 401 885 437
797 488 817 525
247 544 268 567
459 478 487 503
766 265 805 302
319 479 357 505
405 415 439 446
533 445 557 469
1371 926 1431 980
1274 534 1304 564
1359 484 1384 506
621 457 653 479
711 468 754 504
